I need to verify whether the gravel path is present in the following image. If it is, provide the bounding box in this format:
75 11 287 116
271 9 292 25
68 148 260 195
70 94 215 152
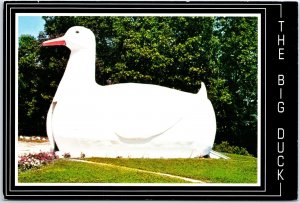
18 141 52 156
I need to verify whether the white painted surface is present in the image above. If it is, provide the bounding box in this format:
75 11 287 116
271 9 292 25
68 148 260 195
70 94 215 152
44 26 217 158
209 150 230 159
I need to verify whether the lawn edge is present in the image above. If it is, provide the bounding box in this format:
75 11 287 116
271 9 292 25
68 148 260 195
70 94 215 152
70 159 205 183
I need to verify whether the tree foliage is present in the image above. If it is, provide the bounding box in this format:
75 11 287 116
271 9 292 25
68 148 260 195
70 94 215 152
18 16 258 155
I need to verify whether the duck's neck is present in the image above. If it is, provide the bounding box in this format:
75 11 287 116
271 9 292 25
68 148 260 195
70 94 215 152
54 48 98 101
64 48 96 86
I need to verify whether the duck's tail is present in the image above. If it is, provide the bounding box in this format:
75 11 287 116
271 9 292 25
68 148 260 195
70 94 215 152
197 82 207 98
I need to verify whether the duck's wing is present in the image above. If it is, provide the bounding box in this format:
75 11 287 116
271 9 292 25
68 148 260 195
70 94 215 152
103 83 189 141
111 109 183 142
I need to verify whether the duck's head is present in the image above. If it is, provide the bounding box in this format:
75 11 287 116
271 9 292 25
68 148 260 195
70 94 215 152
42 26 95 51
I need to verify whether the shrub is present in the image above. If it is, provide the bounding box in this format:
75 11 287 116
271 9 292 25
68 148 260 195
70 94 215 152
63 152 71 158
213 141 252 156
18 151 59 172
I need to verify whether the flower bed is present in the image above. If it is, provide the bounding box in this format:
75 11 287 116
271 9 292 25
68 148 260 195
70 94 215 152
18 151 59 172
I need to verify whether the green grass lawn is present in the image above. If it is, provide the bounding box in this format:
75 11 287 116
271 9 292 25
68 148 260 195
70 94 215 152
18 159 188 183
18 154 257 184
86 154 257 183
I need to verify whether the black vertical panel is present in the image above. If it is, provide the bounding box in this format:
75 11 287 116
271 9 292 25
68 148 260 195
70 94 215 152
265 2 298 200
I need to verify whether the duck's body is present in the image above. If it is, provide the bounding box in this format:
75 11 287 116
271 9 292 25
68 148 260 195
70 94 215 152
44 26 216 158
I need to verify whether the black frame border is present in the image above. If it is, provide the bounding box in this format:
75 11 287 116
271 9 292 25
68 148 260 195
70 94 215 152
3 1 298 200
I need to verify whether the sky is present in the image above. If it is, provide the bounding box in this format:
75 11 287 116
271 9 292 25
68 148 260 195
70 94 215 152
18 16 45 38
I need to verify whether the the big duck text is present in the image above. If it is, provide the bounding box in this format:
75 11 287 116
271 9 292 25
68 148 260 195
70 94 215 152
277 20 285 181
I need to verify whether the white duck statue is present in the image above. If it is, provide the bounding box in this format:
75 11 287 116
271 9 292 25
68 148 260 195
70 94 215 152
42 26 217 158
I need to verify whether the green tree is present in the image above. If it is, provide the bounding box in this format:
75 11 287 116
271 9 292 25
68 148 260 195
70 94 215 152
18 35 45 135
213 17 258 154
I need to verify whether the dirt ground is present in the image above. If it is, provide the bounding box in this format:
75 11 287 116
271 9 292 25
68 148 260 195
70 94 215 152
18 141 52 156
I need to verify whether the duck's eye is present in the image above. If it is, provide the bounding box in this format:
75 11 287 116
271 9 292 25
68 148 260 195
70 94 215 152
76 31 79 34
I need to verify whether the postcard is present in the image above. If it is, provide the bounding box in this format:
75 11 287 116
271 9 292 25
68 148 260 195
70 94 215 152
3 1 298 200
